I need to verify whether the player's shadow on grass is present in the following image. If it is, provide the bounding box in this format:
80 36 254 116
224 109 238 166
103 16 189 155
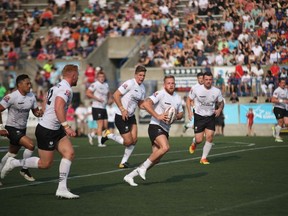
210 155 241 163
144 172 207 186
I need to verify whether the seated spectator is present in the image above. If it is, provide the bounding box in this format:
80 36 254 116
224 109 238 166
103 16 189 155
249 96 258 103
40 8 54 26
7 47 18 69
261 70 276 97
229 92 239 103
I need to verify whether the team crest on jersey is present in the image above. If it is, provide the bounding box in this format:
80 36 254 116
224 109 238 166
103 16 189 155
122 83 128 89
153 91 159 97
3 95 10 103
65 90 71 97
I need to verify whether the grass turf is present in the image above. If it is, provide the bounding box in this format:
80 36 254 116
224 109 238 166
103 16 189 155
0 136 287 216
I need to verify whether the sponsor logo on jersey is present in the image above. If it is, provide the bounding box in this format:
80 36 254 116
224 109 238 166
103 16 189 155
3 95 10 103
65 90 71 97
122 83 128 89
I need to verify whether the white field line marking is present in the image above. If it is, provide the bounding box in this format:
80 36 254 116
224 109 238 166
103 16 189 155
199 192 288 216
0 145 287 191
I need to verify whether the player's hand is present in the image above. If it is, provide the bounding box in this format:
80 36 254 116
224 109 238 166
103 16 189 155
0 129 9 137
36 109 44 117
121 109 128 121
0 124 8 137
64 127 77 137
214 109 221 117
158 112 169 123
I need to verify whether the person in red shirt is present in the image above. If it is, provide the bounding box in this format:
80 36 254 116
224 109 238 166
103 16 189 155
246 108 255 136
84 63 96 88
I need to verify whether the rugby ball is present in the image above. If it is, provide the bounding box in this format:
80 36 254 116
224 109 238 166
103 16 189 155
165 106 176 124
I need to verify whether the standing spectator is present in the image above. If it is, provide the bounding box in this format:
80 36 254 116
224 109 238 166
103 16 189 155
106 102 117 134
123 75 183 186
86 71 111 147
271 78 288 142
241 71 252 96
66 104 76 132
215 74 225 95
8 73 16 92
87 101 98 145
251 63 264 96
84 63 96 88
100 65 146 168
75 102 87 137
246 108 255 136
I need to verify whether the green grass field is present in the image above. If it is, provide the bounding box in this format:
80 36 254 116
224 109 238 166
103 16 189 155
0 136 287 216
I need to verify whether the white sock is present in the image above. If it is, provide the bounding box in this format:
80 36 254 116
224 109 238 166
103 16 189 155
275 125 282 137
91 132 95 137
98 136 102 145
108 133 124 144
120 145 135 164
126 169 139 178
22 149 34 169
23 157 39 168
140 159 152 170
1 152 17 167
58 158 71 191
10 157 40 169
202 141 213 159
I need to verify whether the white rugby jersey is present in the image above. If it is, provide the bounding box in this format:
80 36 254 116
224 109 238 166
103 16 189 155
40 79 73 130
273 87 287 109
116 78 145 117
188 83 202 99
88 80 109 109
190 85 223 116
0 90 37 129
149 89 183 132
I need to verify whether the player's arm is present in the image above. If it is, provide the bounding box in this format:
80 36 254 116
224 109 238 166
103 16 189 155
138 99 145 109
142 98 168 122
215 100 224 117
55 96 76 137
186 96 194 120
271 94 287 104
113 89 128 120
175 111 184 121
86 88 104 102
32 107 44 117
0 104 8 136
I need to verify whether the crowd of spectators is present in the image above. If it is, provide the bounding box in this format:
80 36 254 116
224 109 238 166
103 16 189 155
0 0 287 99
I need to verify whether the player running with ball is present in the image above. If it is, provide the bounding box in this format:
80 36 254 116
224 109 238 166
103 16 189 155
124 75 183 186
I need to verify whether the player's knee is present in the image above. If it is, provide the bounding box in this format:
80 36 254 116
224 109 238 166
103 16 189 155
40 160 53 169
162 145 170 153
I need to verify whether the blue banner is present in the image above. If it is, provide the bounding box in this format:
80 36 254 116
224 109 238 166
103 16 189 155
240 104 277 124
224 104 239 124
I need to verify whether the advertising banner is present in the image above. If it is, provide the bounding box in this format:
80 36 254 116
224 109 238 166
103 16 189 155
240 104 277 124
223 104 239 124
